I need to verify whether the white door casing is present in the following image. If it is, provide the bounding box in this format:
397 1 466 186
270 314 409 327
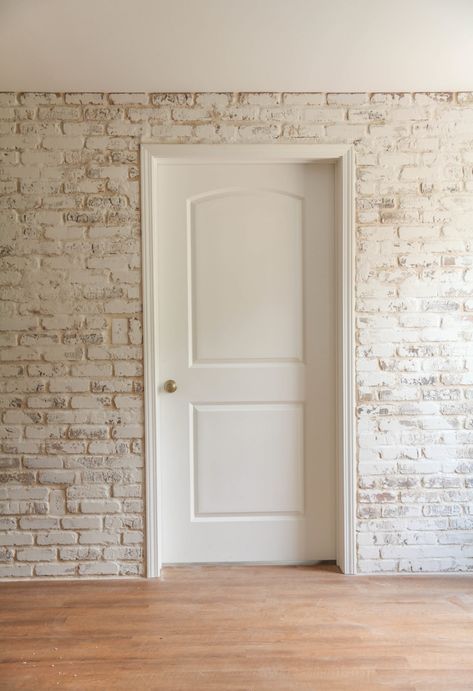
141 144 356 577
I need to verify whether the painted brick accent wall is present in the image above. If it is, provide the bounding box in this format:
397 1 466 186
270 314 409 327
1 91 473 577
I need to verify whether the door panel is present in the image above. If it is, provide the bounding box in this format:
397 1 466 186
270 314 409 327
192 403 304 516
158 162 335 564
189 190 303 363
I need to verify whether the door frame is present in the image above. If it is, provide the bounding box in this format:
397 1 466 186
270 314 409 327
141 144 356 577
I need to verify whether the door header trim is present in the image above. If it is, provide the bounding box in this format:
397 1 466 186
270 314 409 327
141 143 352 164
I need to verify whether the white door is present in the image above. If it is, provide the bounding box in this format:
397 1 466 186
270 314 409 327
157 161 336 564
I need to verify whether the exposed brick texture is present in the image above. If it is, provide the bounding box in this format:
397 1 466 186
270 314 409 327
1 92 473 576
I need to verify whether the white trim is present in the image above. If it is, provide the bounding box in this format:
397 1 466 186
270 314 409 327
141 147 162 578
141 144 356 577
336 147 357 575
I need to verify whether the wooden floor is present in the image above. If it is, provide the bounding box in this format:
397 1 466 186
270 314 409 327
1 565 473 690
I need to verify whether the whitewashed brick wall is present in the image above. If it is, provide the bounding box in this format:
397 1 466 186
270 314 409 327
1 91 473 577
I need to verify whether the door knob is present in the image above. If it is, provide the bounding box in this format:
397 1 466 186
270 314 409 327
163 379 177 393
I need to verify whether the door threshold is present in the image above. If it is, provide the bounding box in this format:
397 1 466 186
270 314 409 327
163 559 337 567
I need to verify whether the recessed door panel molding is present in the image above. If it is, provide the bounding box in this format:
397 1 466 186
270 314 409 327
191 403 304 518
188 189 303 365
142 144 356 577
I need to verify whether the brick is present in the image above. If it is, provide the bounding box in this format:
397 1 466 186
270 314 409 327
326 124 366 140
327 93 368 105
38 470 75 485
70 395 112 409
23 457 64 469
0 547 13 561
45 441 86 454
35 563 77 576
71 363 113 377
19 517 59 530
43 136 84 150
49 379 90 393
119 563 141 576
128 318 142 345
7 488 48 500
0 316 37 331
114 362 143 377
111 424 142 439
91 375 133 394
112 484 141 498
38 106 81 120
109 93 149 105
68 425 108 440
78 531 120 545
123 499 143 513
104 546 142 560
16 547 56 562
0 533 34 546
151 93 193 106
80 500 121 514
78 562 119 575
112 318 128 344
67 485 108 499
0 458 20 470
0 564 32 577
122 531 143 544
0 470 35 484
61 516 102 529
114 396 141 409
36 530 77 545
43 346 83 362
59 546 101 561
65 93 106 105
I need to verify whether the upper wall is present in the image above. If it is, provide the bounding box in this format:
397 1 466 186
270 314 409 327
1 91 473 578
1 1 473 91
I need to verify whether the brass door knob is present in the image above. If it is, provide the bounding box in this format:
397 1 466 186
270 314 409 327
163 379 177 393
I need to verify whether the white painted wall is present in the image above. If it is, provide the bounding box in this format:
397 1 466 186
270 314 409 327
0 0 472 92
